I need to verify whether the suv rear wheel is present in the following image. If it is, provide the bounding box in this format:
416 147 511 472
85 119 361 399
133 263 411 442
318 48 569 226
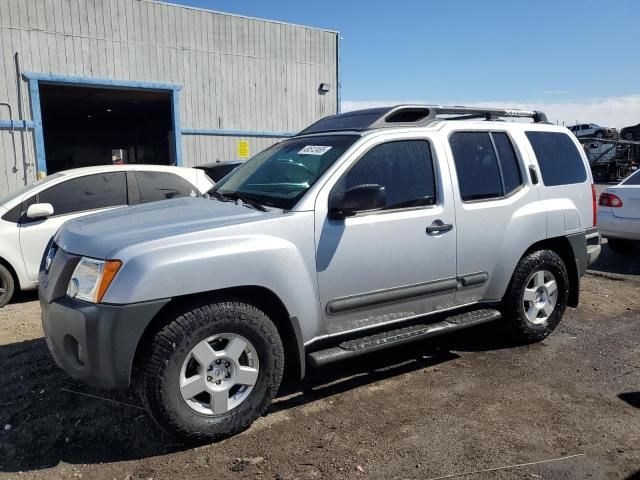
0 264 15 308
502 250 569 343
138 298 284 441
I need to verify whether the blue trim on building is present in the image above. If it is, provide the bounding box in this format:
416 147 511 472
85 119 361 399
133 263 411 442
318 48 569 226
22 72 182 92
171 91 183 166
0 119 34 130
28 79 47 175
21 73 184 172
336 33 342 114
181 128 295 138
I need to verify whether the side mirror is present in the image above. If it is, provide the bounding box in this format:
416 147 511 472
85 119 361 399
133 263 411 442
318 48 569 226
26 203 54 220
329 184 386 219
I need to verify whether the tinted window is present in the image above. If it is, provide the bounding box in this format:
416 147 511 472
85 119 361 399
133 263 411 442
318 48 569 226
336 140 436 210
1 204 22 223
135 171 197 203
203 163 241 182
38 172 127 216
450 132 503 201
526 132 587 186
622 170 640 185
492 133 523 194
214 135 358 209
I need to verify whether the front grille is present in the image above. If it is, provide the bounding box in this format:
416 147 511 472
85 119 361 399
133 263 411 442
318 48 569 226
39 246 81 304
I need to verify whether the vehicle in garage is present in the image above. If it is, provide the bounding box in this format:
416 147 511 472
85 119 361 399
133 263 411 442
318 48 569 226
0 164 213 306
39 105 600 441
598 169 640 253
195 161 243 183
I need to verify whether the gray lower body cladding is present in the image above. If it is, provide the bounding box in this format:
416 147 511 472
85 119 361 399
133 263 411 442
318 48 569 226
41 296 169 389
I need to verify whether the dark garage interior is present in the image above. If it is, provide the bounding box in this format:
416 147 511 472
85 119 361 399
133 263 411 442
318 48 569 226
39 84 174 174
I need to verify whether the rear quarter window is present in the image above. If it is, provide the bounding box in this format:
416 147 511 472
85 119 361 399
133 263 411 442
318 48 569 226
622 170 640 185
526 132 587 186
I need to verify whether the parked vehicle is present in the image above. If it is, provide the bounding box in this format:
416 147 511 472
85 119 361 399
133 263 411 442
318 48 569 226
598 169 640 253
0 164 213 306
39 106 600 441
620 122 640 141
568 123 618 139
195 161 243 183
581 139 639 183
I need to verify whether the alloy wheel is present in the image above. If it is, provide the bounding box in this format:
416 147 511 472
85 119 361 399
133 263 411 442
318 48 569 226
179 333 260 415
522 270 558 325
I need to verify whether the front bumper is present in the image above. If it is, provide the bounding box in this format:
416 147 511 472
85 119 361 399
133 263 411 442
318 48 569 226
39 242 170 389
41 296 169 389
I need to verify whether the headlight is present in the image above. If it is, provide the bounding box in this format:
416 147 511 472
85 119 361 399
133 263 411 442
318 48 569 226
67 257 122 303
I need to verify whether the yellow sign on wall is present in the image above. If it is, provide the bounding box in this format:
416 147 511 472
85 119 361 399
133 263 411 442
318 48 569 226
238 140 250 159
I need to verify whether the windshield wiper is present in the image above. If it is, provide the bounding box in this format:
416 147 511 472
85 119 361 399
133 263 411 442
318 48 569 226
211 191 268 212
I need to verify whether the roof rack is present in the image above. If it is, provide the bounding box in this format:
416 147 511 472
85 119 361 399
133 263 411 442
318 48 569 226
298 105 549 135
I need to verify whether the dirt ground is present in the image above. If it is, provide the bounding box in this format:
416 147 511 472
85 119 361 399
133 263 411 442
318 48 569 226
0 247 639 480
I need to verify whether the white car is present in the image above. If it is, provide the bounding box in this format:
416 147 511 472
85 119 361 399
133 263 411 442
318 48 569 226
0 164 213 306
568 123 618 139
598 169 640 253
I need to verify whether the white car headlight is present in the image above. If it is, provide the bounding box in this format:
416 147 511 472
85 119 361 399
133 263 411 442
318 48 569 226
67 257 122 303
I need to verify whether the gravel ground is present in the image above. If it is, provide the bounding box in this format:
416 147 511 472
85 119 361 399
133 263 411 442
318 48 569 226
0 253 639 480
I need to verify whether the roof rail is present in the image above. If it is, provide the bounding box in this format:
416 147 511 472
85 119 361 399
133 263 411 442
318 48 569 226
298 105 549 135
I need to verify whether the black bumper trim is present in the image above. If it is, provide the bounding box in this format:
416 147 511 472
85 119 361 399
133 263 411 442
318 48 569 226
41 296 170 389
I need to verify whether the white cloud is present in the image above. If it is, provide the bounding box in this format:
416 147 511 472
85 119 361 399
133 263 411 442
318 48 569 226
341 95 640 129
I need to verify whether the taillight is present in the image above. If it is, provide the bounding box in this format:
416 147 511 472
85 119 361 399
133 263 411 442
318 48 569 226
592 184 597 226
599 192 623 208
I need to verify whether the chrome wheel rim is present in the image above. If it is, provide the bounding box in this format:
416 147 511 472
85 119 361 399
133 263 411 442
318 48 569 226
522 270 558 325
179 333 260 415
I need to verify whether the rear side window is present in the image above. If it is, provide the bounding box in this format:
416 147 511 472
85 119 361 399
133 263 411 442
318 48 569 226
526 132 587 186
449 132 523 201
38 172 127 216
135 171 197 203
622 170 640 185
336 140 436 210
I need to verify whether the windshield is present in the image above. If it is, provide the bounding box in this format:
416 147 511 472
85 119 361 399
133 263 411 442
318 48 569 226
212 135 358 209
0 172 64 206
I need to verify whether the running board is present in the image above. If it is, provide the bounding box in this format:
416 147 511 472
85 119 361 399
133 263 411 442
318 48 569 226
307 309 501 368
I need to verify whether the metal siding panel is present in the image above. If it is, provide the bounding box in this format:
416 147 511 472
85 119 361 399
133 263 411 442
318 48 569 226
0 132 13 195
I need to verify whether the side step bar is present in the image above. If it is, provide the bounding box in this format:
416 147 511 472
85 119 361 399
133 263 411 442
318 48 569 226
307 309 501 368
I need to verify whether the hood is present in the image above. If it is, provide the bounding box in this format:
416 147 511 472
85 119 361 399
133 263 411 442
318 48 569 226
55 197 280 259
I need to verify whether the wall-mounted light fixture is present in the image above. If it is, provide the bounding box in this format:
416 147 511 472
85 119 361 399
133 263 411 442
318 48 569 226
318 83 331 94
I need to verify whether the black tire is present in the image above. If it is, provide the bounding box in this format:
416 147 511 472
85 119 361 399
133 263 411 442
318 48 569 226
502 250 569 343
138 298 284 441
607 238 636 254
592 166 608 183
0 264 15 308
595 130 605 138
623 131 635 141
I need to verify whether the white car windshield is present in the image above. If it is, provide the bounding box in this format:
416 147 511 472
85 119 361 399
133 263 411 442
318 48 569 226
0 172 64 206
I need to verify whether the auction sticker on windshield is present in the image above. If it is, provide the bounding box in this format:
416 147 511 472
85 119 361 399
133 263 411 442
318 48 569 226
298 145 332 155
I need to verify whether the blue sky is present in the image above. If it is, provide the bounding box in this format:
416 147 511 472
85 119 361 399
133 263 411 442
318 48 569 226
163 0 640 127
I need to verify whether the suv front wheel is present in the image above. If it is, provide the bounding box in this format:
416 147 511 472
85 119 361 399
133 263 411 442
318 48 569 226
138 298 284 441
502 250 569 343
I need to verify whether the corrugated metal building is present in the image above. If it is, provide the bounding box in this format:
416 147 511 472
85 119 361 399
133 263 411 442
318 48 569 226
0 0 340 196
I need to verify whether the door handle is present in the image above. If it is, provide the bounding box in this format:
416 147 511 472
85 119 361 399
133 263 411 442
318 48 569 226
426 221 453 235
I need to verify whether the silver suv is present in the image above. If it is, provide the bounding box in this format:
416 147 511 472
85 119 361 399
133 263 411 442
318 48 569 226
40 106 601 441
